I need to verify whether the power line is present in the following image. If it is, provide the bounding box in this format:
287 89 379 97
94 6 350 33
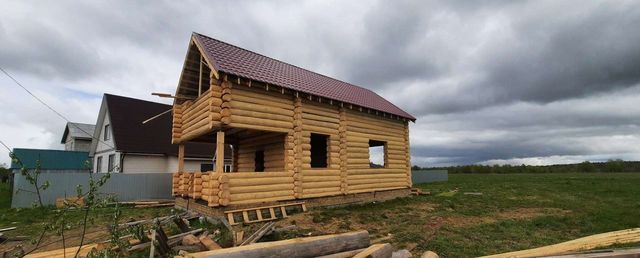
0 139 11 152
0 66 114 149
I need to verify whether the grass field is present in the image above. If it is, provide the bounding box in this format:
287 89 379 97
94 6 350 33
2 173 639 257
278 173 640 257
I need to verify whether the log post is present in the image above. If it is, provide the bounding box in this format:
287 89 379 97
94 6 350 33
178 144 185 172
404 122 412 187
216 131 225 173
339 107 348 194
293 97 303 198
183 230 370 258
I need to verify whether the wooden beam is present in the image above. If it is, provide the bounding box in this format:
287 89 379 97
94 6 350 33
178 144 185 172
216 131 225 173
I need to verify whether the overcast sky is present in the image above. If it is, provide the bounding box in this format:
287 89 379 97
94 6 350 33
1 0 640 167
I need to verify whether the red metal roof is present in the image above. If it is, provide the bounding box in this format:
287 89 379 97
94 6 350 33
193 33 416 121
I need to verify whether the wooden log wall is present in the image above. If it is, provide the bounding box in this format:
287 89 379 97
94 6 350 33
344 109 410 193
172 172 182 196
226 85 295 133
173 87 223 143
299 100 342 198
225 172 295 205
236 133 286 172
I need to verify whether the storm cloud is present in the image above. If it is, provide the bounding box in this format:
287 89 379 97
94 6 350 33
1 0 640 167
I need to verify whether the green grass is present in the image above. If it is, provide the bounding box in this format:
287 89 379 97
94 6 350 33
307 173 640 257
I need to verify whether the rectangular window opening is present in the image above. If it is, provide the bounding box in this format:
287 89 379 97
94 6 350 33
310 133 329 168
108 154 115 172
104 124 111 141
369 140 386 168
255 150 265 172
96 156 102 173
200 163 213 172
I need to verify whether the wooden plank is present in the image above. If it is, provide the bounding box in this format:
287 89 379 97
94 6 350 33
479 228 640 258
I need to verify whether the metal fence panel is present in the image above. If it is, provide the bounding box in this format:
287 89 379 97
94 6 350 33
412 170 448 185
11 172 172 208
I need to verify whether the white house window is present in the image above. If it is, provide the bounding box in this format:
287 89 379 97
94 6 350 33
108 154 115 172
104 124 111 141
369 140 386 168
96 156 102 173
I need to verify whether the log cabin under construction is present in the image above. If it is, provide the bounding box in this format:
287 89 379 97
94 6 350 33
171 32 416 214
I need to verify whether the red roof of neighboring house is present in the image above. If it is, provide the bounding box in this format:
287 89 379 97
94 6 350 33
193 33 416 121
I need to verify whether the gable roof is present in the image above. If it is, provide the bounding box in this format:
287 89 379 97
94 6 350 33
60 122 95 144
10 148 90 170
101 94 217 158
192 32 416 121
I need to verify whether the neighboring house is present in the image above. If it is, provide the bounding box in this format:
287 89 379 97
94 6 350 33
60 122 95 152
10 148 91 173
89 94 230 173
171 33 415 208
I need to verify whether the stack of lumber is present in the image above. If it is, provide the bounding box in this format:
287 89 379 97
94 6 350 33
480 228 640 258
192 172 203 199
24 244 99 258
181 173 194 197
119 200 175 208
200 172 217 205
55 196 84 208
172 172 182 196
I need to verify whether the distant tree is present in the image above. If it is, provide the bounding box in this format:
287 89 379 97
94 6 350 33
578 161 595 173
605 159 625 172
411 165 422 170
0 163 9 183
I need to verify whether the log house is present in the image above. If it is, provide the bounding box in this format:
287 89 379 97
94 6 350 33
172 33 416 208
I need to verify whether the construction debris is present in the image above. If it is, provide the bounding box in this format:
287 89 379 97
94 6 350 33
55 196 84 208
463 192 483 196
391 249 413 258
480 228 640 258
411 188 431 196
240 222 276 246
0 227 17 232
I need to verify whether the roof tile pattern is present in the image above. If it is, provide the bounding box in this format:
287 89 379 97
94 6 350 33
193 33 416 121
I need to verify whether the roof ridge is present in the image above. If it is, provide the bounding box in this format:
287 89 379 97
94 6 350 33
192 32 378 94
104 93 171 108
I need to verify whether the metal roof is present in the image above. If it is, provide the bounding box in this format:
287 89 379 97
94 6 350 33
60 122 95 144
193 32 416 121
10 148 90 170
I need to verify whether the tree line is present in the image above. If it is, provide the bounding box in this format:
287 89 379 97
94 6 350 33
413 159 640 173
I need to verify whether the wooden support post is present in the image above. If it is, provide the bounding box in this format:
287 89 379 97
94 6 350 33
293 97 303 198
404 122 412 187
216 131 225 173
178 144 185 172
339 107 348 194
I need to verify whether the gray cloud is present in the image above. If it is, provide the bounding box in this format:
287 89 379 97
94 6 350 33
1 0 640 167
